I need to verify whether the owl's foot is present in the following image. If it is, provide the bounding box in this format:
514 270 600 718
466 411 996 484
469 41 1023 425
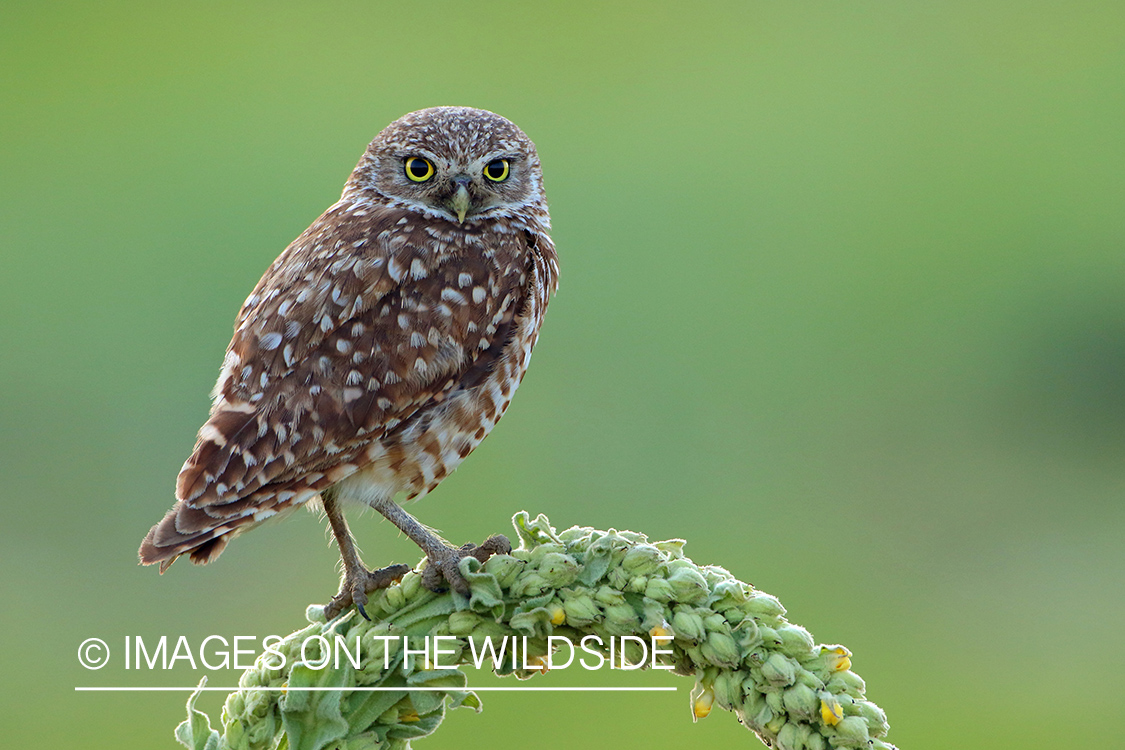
421 535 512 596
325 562 411 621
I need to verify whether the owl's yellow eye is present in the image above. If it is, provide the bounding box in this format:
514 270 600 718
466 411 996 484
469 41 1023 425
404 156 435 182
483 159 510 182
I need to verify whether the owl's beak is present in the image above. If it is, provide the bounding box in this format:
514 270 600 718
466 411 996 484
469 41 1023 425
449 176 472 224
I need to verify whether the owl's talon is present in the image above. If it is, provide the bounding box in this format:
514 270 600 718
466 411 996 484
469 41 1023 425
324 562 410 621
422 535 511 595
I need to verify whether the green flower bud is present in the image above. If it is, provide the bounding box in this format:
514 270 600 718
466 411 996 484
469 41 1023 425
448 610 482 636
644 577 676 602
751 703 774 729
764 713 786 735
720 608 743 627
241 688 270 722
745 647 767 666
856 700 889 738
536 552 580 588
776 624 815 659
782 683 819 720
509 573 549 598
744 591 786 620
700 631 742 668
806 732 827 750
766 688 785 714
740 682 766 716
761 653 798 687
702 612 730 633
560 593 600 627
758 624 781 647
606 564 630 590
483 554 524 588
671 610 707 643
700 564 735 589
225 719 247 747
587 533 629 564
776 722 802 750
667 565 710 604
622 544 666 576
826 669 866 698
602 603 641 634
711 671 743 711
383 583 406 611
832 716 871 748
227 692 246 718
594 585 627 606
399 570 422 600
796 667 824 690
527 542 566 563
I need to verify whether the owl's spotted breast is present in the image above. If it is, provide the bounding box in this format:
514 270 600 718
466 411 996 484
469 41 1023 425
175 202 555 514
345 222 558 504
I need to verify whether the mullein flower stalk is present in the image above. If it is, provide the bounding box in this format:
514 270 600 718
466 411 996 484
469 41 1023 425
177 512 896 750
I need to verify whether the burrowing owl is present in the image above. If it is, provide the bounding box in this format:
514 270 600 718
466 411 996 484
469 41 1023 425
139 107 559 619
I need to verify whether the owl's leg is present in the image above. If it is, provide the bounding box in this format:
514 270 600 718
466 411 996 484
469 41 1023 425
322 489 410 620
371 497 511 596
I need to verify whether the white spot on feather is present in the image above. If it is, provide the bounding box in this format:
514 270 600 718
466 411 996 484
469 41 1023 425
260 332 282 350
200 423 227 447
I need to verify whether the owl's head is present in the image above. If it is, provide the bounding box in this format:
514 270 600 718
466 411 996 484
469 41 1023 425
345 107 547 227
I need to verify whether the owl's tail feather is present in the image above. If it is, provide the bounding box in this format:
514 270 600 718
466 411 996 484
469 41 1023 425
138 502 236 573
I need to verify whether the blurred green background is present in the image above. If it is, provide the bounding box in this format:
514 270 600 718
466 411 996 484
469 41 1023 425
2 1 1123 747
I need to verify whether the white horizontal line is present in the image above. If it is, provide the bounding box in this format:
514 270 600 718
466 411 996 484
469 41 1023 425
75 686 676 692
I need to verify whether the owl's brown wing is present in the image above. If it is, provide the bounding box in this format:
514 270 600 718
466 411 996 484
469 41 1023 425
140 200 532 567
